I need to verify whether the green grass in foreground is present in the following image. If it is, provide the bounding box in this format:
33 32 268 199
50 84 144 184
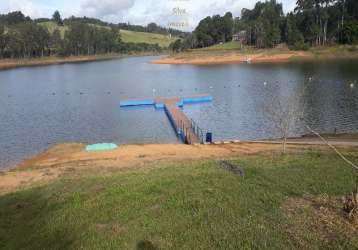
0 151 358 249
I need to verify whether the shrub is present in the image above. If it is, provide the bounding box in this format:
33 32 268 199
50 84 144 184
289 40 309 51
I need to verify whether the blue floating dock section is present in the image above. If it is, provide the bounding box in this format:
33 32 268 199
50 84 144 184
120 94 213 108
182 95 213 104
119 99 155 107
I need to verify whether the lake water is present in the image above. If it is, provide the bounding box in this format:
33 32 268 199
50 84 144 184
0 56 357 169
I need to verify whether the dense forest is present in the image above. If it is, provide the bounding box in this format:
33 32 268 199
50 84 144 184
0 11 181 59
171 0 358 51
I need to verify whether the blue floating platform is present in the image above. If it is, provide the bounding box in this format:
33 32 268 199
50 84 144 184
182 95 213 104
120 94 212 108
119 99 154 107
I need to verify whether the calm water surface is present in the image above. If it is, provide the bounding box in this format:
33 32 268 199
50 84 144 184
0 56 357 169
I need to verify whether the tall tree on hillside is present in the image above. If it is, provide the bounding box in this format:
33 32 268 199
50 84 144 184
37 25 50 57
0 11 29 25
194 16 215 47
223 12 234 42
237 0 283 48
0 25 6 58
52 10 63 26
286 13 306 49
50 29 63 55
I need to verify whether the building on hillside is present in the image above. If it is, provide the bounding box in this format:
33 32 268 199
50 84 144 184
232 31 247 46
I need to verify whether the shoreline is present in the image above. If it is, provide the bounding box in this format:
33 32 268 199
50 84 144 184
0 52 159 71
1 137 357 194
150 47 358 65
2 132 358 172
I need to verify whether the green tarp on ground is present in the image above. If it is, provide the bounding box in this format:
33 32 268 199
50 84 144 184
86 143 119 152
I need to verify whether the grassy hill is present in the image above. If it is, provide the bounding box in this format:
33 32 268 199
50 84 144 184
38 21 176 48
120 29 175 47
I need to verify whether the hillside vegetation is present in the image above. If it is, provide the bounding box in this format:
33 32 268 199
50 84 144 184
38 21 68 38
38 21 175 48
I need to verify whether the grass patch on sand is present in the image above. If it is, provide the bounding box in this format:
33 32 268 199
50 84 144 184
0 150 357 249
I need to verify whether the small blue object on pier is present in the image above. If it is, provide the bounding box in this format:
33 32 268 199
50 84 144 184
86 143 119 152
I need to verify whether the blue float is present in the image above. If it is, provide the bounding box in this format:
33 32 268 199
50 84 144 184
119 94 213 108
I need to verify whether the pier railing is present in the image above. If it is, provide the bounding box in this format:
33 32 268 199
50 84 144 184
191 119 204 143
176 118 204 144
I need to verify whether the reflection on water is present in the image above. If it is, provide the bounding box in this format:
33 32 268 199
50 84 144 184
0 56 357 168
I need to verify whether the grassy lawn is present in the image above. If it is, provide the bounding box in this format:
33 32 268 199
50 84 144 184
194 41 243 51
120 30 176 48
0 150 357 249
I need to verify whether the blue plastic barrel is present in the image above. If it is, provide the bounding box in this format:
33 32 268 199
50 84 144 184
206 133 213 143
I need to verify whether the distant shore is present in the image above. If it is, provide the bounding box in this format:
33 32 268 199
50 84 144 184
150 46 358 65
0 52 158 71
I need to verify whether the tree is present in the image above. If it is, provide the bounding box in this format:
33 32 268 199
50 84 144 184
0 25 6 58
262 83 306 153
50 29 63 55
194 16 214 47
169 39 182 53
194 13 234 48
146 23 159 33
234 0 283 48
223 12 234 42
0 11 29 25
341 21 358 44
52 10 63 26
36 25 50 57
286 13 307 50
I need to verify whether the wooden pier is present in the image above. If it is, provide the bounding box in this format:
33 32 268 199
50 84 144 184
120 94 212 145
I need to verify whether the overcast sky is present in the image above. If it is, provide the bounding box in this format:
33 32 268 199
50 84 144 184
0 0 297 31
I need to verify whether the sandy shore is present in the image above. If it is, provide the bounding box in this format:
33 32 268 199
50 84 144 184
150 51 312 65
0 143 291 194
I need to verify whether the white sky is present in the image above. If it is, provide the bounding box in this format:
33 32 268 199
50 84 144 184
0 0 297 31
